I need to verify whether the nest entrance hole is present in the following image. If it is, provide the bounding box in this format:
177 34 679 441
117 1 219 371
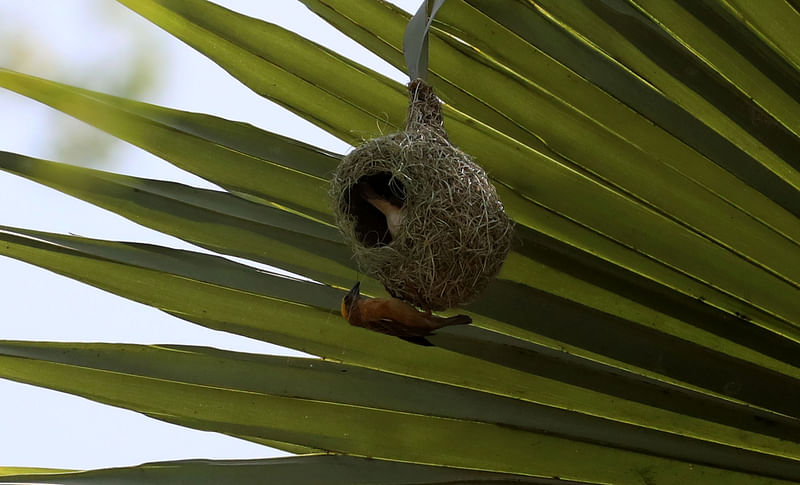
344 172 406 248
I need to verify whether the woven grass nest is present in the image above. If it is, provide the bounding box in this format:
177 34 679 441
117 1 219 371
330 79 513 311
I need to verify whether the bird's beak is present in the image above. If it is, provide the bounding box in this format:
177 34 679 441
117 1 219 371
341 282 361 318
348 282 361 299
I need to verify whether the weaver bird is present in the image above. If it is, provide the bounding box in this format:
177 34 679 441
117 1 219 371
356 179 405 240
341 282 471 345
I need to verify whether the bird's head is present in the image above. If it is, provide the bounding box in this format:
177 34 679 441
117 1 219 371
341 282 361 318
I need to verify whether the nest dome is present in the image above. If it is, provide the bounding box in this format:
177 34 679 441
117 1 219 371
330 80 512 310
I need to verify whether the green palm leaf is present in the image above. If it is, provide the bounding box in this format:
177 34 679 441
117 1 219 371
0 68 334 221
1 0 798 482
0 341 798 483
0 150 357 289
0 455 558 485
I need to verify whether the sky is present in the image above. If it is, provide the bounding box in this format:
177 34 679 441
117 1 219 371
0 0 417 470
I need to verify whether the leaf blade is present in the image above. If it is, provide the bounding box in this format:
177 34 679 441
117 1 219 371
0 455 548 485
0 68 334 222
0 229 799 465
0 150 366 291
0 341 798 483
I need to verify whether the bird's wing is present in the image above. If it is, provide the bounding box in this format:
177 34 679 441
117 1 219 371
366 317 428 337
360 299 434 337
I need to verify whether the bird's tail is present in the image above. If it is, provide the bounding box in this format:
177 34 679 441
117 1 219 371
442 314 472 326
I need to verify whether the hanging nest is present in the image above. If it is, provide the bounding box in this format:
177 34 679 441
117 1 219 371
330 79 513 311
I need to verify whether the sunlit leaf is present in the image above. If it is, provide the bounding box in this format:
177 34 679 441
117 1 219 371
0 455 550 485
1 341 798 483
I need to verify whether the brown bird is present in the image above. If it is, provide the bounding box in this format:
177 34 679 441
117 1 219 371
341 282 471 345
